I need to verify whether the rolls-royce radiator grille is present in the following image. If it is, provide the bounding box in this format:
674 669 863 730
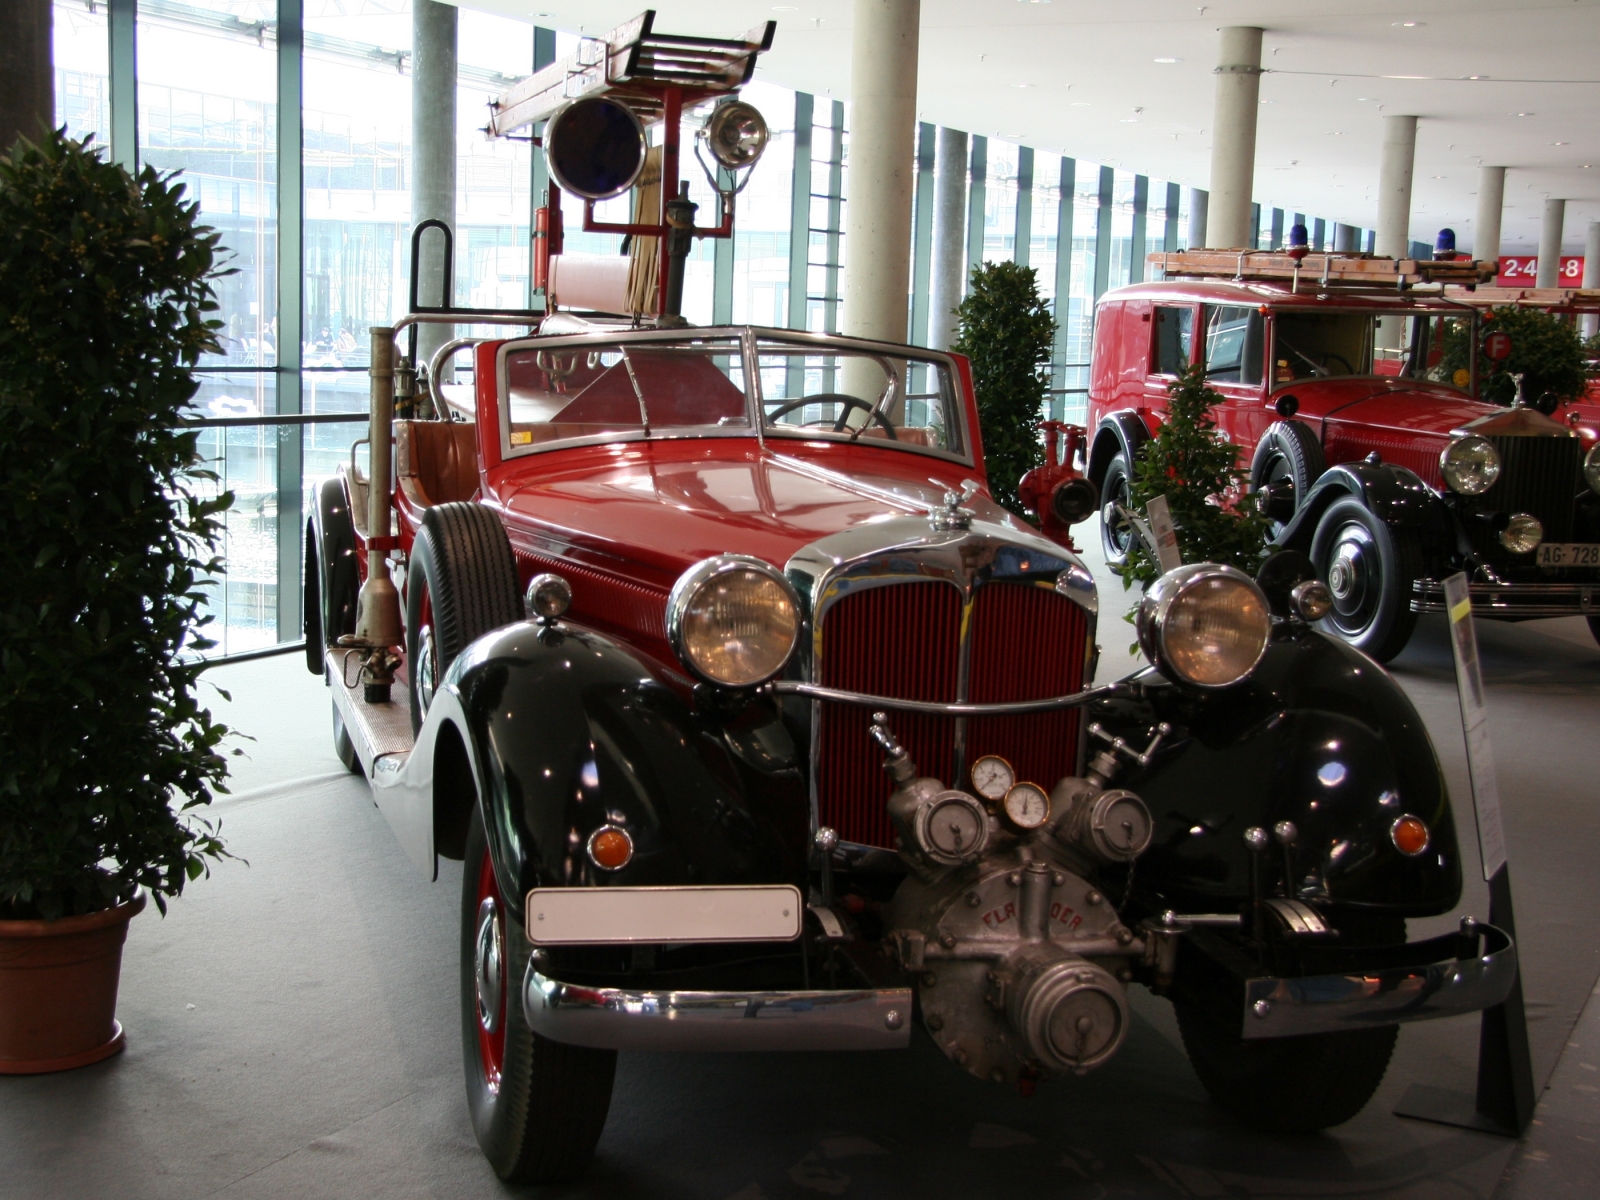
1484 435 1583 546
815 580 1090 849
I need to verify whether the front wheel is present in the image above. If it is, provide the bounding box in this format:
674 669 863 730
1099 453 1135 568
1175 1001 1398 1133
1310 497 1421 662
461 808 615 1183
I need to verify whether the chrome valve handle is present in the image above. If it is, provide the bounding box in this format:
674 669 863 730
1087 721 1172 768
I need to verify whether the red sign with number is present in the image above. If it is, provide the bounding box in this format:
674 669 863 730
1497 255 1585 287
1483 331 1513 362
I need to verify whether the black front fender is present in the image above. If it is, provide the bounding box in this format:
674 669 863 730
1098 628 1462 916
442 620 809 922
1276 461 1452 557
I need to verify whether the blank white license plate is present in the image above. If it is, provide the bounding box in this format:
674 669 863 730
1537 543 1600 568
525 885 804 946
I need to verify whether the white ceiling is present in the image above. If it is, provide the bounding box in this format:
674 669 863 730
459 0 1600 255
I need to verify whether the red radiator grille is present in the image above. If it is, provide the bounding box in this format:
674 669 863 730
816 580 1090 848
817 582 960 848
967 583 1089 799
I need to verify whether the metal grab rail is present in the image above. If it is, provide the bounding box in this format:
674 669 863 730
181 412 372 428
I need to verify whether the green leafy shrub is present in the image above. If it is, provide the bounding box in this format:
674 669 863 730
1120 364 1270 589
952 261 1057 514
1438 305 1593 406
0 131 233 919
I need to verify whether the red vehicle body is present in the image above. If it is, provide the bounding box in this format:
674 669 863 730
1086 276 1600 659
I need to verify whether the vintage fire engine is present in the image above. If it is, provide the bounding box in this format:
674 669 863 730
303 18 1515 1184
1086 244 1600 659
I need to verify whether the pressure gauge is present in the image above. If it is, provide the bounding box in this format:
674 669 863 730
1003 781 1051 831
970 754 1015 801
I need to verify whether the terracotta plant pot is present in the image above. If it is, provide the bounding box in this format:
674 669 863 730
0 890 146 1074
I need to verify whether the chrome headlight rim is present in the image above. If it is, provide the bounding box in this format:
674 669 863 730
1499 512 1544 554
1584 443 1600 496
1136 563 1272 691
1439 435 1502 496
667 554 802 689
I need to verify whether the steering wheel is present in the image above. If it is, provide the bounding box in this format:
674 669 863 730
765 393 898 440
1315 352 1356 376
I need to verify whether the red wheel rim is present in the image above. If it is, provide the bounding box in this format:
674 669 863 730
474 849 508 1095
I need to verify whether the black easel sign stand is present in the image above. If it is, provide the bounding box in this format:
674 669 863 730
1394 573 1536 1137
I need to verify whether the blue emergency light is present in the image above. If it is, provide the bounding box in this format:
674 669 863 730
1434 227 1457 260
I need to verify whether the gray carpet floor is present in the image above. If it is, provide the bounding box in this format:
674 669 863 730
4 538 1599 1198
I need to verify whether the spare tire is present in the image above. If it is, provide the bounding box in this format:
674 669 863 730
1250 420 1326 534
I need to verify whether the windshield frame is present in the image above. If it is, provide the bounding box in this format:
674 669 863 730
493 325 976 466
1265 303 1479 396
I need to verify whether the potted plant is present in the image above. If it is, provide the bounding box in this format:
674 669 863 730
1119 364 1270 589
952 260 1058 515
0 130 233 1072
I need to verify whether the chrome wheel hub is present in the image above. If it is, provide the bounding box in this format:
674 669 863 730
475 896 505 1034
416 626 438 718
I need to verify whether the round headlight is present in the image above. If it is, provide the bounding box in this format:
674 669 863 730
668 556 801 688
702 100 769 170
1585 444 1600 496
1499 512 1543 554
1137 564 1271 690
1440 435 1501 495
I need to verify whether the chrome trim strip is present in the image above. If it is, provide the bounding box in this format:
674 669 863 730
1240 923 1516 1041
764 678 1128 717
1411 578 1598 615
522 969 913 1051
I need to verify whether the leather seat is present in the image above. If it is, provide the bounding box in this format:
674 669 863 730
396 420 479 508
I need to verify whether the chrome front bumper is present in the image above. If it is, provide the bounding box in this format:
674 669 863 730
1412 578 1599 617
1240 922 1516 1040
523 968 913 1052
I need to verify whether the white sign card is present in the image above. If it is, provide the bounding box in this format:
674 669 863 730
1145 495 1183 574
1443 573 1507 880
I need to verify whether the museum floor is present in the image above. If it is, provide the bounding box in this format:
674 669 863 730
4 540 1600 1199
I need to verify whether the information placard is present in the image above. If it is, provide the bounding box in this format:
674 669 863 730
1145 495 1183 574
1443 573 1507 880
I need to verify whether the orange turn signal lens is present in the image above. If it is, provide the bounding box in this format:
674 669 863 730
587 826 634 871
1390 815 1430 857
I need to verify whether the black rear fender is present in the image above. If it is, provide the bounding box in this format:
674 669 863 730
1088 411 1152 490
309 476 360 660
1096 628 1461 916
440 620 808 923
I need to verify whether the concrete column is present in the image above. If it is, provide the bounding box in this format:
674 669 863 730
1375 115 1418 260
1206 27 1262 249
1333 223 1359 253
928 126 968 350
0 0 52 152
1185 188 1207 250
1583 221 1600 337
412 0 458 377
1474 165 1505 264
841 0 920 349
1537 198 1566 288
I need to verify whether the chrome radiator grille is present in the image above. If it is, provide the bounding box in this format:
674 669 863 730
815 580 1091 849
1485 435 1584 545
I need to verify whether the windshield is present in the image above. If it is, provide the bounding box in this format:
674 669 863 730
498 333 968 460
501 338 750 450
756 342 965 456
1270 311 1475 389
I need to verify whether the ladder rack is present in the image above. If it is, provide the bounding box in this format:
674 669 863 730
1443 286 1600 312
1147 249 1495 288
488 10 775 137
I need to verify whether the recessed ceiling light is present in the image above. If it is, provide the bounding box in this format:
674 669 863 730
1553 141 1568 146
1467 75 1491 80
771 4 798 9
1392 20 1424 27
1328 131 1346 136
1070 101 1091 107
1515 112 1535 117
1154 57 1179 63
1013 83 1034 88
